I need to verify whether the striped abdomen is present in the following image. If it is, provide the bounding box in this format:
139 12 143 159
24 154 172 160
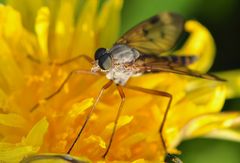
160 55 197 66
137 54 197 67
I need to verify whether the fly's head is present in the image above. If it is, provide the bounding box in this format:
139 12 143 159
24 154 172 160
91 48 113 73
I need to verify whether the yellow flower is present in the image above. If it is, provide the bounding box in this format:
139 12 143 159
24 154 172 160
0 0 240 163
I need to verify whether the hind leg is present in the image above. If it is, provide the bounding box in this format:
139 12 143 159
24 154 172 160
124 85 173 159
102 85 126 158
67 80 113 154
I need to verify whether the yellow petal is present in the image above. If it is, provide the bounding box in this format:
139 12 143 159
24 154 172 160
0 5 39 75
68 98 93 118
35 7 50 62
0 39 24 92
205 129 240 142
23 117 49 147
7 0 44 31
215 69 240 99
166 81 226 148
132 159 148 163
1 0 239 162
84 135 106 149
105 115 134 131
120 133 146 147
97 0 123 48
0 6 24 92
49 0 75 60
186 81 226 112
180 112 240 141
0 5 22 43
0 142 37 162
178 20 216 73
70 0 98 58
0 89 9 112
0 113 27 128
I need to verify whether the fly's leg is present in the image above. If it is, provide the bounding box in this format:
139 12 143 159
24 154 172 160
30 69 100 112
53 55 94 66
27 54 94 66
165 153 183 163
124 85 173 160
102 85 125 158
29 54 96 112
67 80 113 154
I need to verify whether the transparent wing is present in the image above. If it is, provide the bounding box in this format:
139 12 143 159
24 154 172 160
116 12 224 81
144 62 225 81
116 12 184 55
134 54 225 81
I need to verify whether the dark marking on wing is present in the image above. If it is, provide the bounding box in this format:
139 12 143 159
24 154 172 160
150 15 160 24
143 29 149 35
160 31 165 38
115 12 185 55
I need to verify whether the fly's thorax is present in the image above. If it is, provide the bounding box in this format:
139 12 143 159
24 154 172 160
110 44 140 64
104 44 142 85
92 44 142 85
105 64 142 85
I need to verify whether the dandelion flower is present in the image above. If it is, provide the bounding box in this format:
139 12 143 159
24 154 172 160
0 0 240 163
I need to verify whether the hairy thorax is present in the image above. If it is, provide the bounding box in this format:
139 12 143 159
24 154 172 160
105 44 142 85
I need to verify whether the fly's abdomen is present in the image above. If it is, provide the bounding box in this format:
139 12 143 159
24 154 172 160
166 55 197 66
137 54 197 67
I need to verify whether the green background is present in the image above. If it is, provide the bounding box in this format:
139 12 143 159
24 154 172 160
0 0 239 162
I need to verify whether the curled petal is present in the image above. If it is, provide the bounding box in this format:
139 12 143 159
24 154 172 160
166 81 226 148
181 112 240 141
178 20 216 73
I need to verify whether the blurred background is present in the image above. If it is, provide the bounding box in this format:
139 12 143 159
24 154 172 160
0 0 239 162
121 0 240 163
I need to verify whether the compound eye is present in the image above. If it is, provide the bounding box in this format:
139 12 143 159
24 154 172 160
98 54 112 70
94 48 106 60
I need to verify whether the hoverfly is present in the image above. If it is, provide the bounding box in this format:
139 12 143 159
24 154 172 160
29 12 224 162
